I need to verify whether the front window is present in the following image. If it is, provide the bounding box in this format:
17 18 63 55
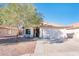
26 29 30 34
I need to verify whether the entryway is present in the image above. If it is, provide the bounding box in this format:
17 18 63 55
33 27 40 38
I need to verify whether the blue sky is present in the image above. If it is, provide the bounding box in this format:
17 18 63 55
0 3 79 25
34 3 79 25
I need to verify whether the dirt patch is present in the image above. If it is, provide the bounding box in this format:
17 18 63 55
0 41 36 56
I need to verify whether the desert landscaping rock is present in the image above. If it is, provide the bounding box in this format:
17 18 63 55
0 41 36 56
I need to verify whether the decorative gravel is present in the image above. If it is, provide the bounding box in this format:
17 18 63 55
0 41 36 56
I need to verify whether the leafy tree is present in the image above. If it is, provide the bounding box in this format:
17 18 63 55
0 3 43 28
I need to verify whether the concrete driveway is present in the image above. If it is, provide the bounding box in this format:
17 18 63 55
34 38 79 56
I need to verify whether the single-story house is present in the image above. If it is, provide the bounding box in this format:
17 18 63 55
0 22 78 39
23 22 74 39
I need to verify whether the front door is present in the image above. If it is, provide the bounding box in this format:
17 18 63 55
33 27 40 38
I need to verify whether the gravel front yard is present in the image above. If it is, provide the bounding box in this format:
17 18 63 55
0 40 36 56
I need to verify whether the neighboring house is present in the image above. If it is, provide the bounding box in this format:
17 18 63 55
0 25 19 37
